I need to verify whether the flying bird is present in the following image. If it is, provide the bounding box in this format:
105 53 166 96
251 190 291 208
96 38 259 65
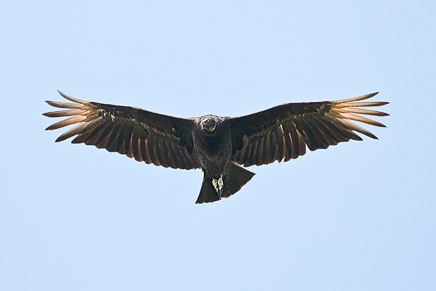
44 91 388 203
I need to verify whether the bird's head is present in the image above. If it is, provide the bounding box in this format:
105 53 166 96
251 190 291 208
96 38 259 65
200 115 219 132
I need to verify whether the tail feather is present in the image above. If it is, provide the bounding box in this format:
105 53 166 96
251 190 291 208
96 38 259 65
195 163 255 204
196 177 221 204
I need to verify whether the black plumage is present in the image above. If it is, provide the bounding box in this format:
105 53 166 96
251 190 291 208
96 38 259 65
44 91 388 203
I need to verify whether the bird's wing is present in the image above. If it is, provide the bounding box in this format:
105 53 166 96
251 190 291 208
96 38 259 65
229 92 389 167
44 91 200 169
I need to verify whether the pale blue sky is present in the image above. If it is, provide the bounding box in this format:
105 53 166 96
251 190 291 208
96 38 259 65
1 1 435 290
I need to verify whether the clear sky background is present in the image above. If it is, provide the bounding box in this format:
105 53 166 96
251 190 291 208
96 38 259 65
1 1 435 290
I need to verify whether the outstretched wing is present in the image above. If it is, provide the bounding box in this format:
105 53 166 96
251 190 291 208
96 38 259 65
44 91 200 169
230 92 389 167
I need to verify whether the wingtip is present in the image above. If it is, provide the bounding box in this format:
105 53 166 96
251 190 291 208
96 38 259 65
45 124 56 131
363 91 379 99
55 90 89 104
360 92 379 99
54 136 65 142
366 132 378 139
57 90 71 100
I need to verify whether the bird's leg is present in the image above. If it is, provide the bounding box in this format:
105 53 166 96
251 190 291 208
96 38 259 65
212 174 224 196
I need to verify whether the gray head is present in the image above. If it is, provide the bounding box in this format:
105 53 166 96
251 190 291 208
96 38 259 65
199 115 220 132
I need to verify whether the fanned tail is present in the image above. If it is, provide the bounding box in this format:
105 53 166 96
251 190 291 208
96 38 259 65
195 163 255 204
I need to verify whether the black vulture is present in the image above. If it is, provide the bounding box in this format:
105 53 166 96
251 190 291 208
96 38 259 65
44 91 388 203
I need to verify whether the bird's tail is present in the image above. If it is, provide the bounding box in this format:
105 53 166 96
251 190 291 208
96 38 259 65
195 163 255 204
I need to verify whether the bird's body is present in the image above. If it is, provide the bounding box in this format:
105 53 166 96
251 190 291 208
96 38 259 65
44 91 388 203
193 115 231 177
191 115 255 202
